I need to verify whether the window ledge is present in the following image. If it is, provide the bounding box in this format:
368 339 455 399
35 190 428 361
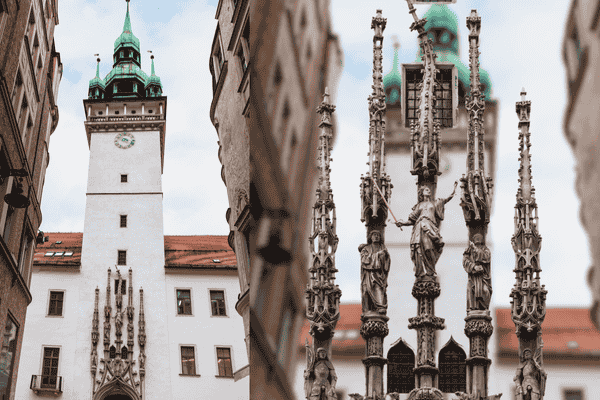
45 315 64 318
179 374 201 377
215 375 234 379
175 313 194 317
210 315 229 318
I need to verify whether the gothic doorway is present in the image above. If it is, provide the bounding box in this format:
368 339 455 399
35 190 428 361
104 395 133 400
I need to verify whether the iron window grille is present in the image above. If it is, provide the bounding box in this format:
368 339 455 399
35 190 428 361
176 290 192 315
48 292 64 316
120 215 127 228
41 347 60 389
117 250 127 266
121 174 128 183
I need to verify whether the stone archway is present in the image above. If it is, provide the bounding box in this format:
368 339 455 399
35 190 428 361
94 379 140 400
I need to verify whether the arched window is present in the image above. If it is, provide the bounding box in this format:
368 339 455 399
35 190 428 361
121 346 128 359
387 338 415 394
438 337 467 393
109 345 116 359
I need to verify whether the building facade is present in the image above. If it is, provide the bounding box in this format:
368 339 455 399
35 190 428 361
15 2 247 399
248 0 343 397
563 0 600 330
208 0 251 373
0 0 62 398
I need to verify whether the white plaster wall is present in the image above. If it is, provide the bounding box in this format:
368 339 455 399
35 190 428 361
87 129 162 194
165 272 249 400
494 362 600 400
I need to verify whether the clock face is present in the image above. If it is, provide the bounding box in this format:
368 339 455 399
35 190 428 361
114 132 135 149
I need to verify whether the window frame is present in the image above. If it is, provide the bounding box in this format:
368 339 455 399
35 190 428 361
120 174 128 183
120 214 127 228
39 346 60 389
179 344 199 376
175 288 193 316
208 289 228 317
214 346 234 378
47 290 65 318
563 388 585 400
117 250 127 266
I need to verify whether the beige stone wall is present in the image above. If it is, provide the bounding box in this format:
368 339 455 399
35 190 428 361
563 0 600 328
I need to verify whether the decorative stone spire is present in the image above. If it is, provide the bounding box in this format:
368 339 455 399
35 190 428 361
104 268 112 351
456 11 501 400
138 288 146 377
114 268 124 349
406 0 441 188
123 0 132 34
91 287 100 376
355 10 392 400
127 268 134 350
304 89 341 400
510 90 547 400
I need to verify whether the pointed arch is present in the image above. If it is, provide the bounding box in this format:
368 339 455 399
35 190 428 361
387 337 415 394
93 378 140 400
438 336 466 393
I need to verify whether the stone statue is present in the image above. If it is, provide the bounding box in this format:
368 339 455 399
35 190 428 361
396 182 457 279
127 323 134 341
115 270 123 310
359 230 390 315
91 348 98 368
304 347 338 400
115 311 123 333
513 348 546 400
463 233 492 311
138 351 146 369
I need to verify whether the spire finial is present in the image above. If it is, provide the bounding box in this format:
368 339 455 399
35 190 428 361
391 35 400 50
123 0 132 34
94 54 100 78
520 87 526 101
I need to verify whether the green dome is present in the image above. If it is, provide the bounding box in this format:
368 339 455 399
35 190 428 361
114 1 140 53
383 43 402 104
423 5 459 36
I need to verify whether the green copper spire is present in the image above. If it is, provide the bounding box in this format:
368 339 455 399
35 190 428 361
151 55 155 76
114 0 140 53
95 57 100 78
123 0 132 34
383 36 402 105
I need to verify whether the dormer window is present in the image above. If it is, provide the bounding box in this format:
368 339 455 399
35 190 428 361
129 51 133 58
120 51 124 58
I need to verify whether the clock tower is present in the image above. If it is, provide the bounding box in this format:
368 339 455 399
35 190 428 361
81 0 170 398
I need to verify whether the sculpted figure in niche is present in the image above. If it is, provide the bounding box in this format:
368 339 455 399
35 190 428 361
463 233 492 311
513 348 546 400
359 230 390 315
396 182 457 279
304 347 338 400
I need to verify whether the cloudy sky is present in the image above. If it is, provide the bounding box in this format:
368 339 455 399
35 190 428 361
45 0 589 308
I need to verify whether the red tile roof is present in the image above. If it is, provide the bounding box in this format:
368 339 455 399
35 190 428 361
33 233 236 270
164 235 236 269
33 232 83 267
496 308 600 359
299 304 365 354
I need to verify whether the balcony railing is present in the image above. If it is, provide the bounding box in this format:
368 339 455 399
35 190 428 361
87 114 163 122
30 375 63 396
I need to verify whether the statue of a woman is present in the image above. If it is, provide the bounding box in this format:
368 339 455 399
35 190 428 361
304 347 338 400
463 233 492 311
359 230 390 315
396 182 457 279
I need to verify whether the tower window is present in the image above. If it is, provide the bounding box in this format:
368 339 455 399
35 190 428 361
176 289 192 315
48 291 64 316
117 250 127 266
563 389 584 400
216 347 233 377
120 174 128 183
120 215 127 228
210 290 227 316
